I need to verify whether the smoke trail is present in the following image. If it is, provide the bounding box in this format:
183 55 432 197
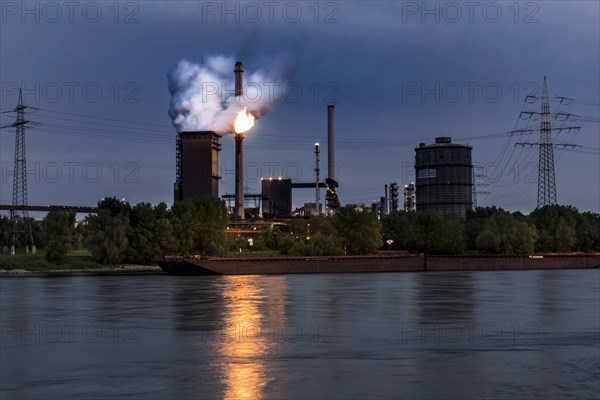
167 55 292 135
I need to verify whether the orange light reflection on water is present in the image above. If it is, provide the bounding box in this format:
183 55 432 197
220 276 287 400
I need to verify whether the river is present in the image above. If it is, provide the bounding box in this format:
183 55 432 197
1 269 598 399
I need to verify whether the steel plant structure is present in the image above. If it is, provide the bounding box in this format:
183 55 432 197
175 131 221 201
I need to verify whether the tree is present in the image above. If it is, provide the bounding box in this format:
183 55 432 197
126 202 160 264
170 201 198 255
513 219 538 255
381 211 412 250
476 212 537 255
288 239 310 256
123 202 177 263
408 211 465 254
31 219 44 248
194 197 230 256
475 230 499 253
263 229 283 250
576 212 600 252
409 211 441 253
0 216 10 249
331 205 382 255
287 215 336 240
170 197 229 256
278 235 297 256
308 233 344 256
72 222 85 250
465 207 505 250
555 217 576 253
41 210 76 264
437 218 466 254
153 202 177 257
84 198 131 264
529 205 578 252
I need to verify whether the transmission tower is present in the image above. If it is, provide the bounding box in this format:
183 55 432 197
512 76 581 209
1 89 39 254
538 77 556 206
472 166 491 209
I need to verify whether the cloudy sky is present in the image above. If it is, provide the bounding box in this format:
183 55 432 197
1 1 598 215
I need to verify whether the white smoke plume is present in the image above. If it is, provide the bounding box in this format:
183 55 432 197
168 54 292 135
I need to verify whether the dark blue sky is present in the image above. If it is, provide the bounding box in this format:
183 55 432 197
1 1 598 214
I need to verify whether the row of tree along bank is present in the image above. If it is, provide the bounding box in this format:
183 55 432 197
1 197 599 266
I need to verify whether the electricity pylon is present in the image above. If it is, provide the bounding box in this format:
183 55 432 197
1 89 40 254
512 76 581 208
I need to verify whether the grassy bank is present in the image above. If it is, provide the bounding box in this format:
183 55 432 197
0 253 113 271
0 248 160 273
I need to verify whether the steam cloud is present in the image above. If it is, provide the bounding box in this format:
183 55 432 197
167 55 292 135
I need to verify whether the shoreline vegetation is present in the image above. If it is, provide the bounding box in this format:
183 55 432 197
0 252 162 274
2 197 599 274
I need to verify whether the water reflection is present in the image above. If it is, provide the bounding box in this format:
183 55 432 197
415 272 475 323
173 278 226 333
219 276 288 400
2 271 597 400
170 276 289 398
535 270 561 321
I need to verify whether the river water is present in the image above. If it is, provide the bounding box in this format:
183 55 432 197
1 270 598 399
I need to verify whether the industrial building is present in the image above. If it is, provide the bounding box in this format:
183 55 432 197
404 183 415 211
261 178 292 218
414 137 473 219
172 60 340 220
377 182 400 218
174 131 221 201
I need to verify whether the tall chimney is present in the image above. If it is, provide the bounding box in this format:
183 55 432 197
327 105 335 180
234 62 244 97
235 134 244 219
315 143 320 215
234 61 245 220
384 184 389 215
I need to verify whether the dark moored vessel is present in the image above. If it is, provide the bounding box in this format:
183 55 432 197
156 254 600 276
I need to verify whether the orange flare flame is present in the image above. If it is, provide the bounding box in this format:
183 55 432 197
234 107 255 134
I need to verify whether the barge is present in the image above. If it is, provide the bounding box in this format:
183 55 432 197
156 254 600 276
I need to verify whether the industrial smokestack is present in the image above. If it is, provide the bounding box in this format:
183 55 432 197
327 105 335 180
315 143 320 216
168 56 291 134
234 61 244 97
235 135 244 219
234 61 245 220
384 184 389 216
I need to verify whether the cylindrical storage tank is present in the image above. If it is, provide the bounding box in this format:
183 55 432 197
414 137 472 219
